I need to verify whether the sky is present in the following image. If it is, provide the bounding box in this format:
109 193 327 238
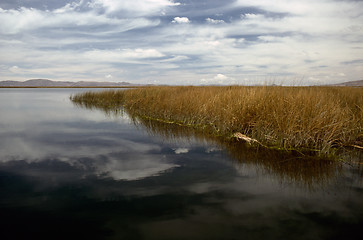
0 0 362 85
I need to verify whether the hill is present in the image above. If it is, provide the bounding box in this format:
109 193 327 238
1 79 362 87
0 79 135 87
331 80 363 86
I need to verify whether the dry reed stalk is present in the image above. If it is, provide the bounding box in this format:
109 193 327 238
71 86 363 153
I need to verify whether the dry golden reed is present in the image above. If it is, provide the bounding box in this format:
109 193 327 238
71 86 363 153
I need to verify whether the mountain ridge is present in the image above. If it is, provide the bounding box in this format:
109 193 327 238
330 79 363 86
0 79 136 87
1 79 362 87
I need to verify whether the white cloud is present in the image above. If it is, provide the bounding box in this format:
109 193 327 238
84 48 164 63
1 0 362 85
206 18 225 24
235 0 332 16
0 7 44 34
241 13 263 20
94 156 178 181
0 120 179 181
89 0 180 16
174 148 189 154
214 74 228 81
0 6 160 35
53 1 84 14
201 74 235 85
9 66 19 73
235 0 363 36
122 48 165 58
172 17 190 24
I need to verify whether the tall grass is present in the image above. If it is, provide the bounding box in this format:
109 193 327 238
71 86 363 154
130 117 344 188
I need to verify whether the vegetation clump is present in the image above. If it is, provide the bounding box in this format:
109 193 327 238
71 86 363 154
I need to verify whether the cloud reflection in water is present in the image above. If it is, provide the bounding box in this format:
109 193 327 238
0 89 362 240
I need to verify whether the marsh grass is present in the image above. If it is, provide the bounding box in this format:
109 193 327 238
133 117 344 189
71 86 363 154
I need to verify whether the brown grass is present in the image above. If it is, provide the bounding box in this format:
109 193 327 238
70 86 363 154
130 117 344 188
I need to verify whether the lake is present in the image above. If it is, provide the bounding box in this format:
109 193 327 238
0 88 362 240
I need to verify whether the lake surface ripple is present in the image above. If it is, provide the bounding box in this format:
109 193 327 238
0 89 362 240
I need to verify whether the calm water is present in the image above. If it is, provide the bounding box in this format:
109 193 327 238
0 89 362 240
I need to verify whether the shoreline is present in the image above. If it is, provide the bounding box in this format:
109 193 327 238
71 86 363 156
0 86 140 88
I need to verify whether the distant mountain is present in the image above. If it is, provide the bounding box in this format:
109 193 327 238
0 79 135 87
331 80 363 87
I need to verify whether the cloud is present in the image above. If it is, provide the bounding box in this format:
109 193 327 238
122 48 165 58
172 17 190 24
84 48 164 62
1 0 363 85
53 1 84 13
0 7 45 34
0 6 159 35
206 18 225 24
214 74 228 81
174 148 189 154
0 102 181 181
235 0 328 15
1 135 179 181
89 0 180 16
231 0 363 43
9 65 19 73
201 74 235 85
93 155 178 181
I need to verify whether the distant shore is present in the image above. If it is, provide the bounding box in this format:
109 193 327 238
0 79 142 88
1 79 363 88
0 86 139 88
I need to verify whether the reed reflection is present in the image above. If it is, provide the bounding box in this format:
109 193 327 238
71 101 349 189
137 117 344 189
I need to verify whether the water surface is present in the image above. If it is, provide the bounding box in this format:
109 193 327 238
0 89 362 240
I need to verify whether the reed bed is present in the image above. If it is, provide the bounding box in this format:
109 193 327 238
71 86 363 154
129 117 343 188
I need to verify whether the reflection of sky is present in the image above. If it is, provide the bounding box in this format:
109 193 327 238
0 89 180 181
0 89 362 239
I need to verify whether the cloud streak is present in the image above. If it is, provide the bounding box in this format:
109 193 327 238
91 0 180 15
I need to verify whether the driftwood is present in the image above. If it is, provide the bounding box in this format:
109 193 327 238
232 132 259 144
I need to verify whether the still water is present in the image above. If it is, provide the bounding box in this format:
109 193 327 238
0 89 362 240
